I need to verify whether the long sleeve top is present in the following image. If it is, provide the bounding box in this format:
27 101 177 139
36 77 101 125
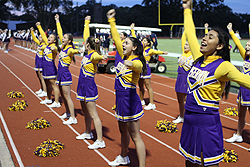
37 25 58 60
184 8 250 112
177 31 193 73
56 22 79 66
79 20 104 78
109 17 143 88
31 30 46 57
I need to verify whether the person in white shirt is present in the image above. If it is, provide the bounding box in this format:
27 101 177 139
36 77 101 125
233 30 241 52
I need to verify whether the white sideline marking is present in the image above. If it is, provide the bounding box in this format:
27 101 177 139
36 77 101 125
0 111 24 167
0 59 111 164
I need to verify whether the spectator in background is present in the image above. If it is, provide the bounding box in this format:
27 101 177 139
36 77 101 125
104 34 110 55
47 29 52 36
150 33 158 50
233 30 241 53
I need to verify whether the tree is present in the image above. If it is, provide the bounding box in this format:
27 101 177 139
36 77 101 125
0 0 12 21
9 0 73 30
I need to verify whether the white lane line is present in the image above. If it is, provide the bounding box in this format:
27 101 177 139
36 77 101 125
0 59 111 164
0 111 24 167
223 138 249 151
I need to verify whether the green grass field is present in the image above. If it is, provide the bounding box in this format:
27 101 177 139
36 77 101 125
74 37 249 93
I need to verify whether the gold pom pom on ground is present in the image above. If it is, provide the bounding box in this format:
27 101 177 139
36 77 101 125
8 100 28 111
34 139 65 157
222 148 238 163
7 91 24 98
155 119 178 133
26 117 51 130
223 107 238 116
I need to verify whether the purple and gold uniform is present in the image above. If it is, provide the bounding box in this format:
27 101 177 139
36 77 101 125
37 25 58 79
230 30 250 106
76 19 104 102
31 30 46 71
141 47 164 79
175 31 193 93
180 9 250 166
109 17 144 122
55 22 79 86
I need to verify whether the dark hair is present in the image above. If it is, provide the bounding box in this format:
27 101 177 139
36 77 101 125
129 37 147 75
121 32 127 38
212 28 230 62
50 33 61 52
142 37 151 47
86 36 101 55
194 28 231 99
213 28 231 99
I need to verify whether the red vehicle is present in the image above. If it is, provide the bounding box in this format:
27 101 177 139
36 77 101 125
98 51 167 74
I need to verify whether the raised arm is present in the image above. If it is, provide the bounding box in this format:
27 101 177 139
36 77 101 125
30 27 40 45
83 16 91 42
55 14 63 44
183 0 202 60
204 23 209 35
181 29 187 53
227 23 246 59
107 9 124 59
36 22 48 45
130 23 136 38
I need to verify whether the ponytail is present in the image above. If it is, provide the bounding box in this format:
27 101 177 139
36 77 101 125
129 37 147 75
86 36 101 55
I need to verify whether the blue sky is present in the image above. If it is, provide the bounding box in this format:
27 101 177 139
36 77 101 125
74 0 250 14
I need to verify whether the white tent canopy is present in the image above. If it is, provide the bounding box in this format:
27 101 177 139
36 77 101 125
89 23 162 33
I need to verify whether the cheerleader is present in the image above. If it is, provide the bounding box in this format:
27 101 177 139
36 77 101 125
180 1 250 166
172 30 193 123
2 29 11 53
30 27 47 97
138 37 168 110
225 23 250 143
107 9 146 167
173 24 208 124
75 16 107 149
36 22 61 108
55 14 83 125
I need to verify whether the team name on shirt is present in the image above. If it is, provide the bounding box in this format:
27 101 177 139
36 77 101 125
178 55 193 68
188 67 210 87
81 57 88 66
243 61 250 69
115 62 128 75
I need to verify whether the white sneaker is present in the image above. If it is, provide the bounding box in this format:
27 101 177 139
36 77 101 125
63 117 77 125
4 51 8 53
141 100 145 105
144 103 156 110
40 98 52 104
59 112 70 119
172 116 184 124
35 89 43 94
88 140 105 149
108 155 130 166
76 132 93 140
225 133 243 143
47 101 61 108
37 91 47 97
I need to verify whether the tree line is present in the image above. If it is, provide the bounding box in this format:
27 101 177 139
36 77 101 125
1 0 250 37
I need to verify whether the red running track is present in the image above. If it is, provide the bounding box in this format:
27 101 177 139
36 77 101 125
0 43 250 167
